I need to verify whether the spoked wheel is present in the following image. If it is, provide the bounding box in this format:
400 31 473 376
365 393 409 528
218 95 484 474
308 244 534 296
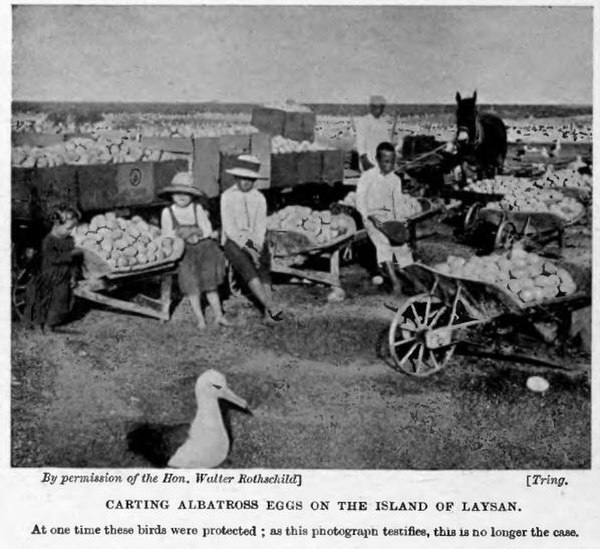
388 293 459 377
494 220 518 251
463 202 482 232
12 243 36 321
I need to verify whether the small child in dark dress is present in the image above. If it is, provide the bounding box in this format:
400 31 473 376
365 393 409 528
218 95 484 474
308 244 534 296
25 205 82 332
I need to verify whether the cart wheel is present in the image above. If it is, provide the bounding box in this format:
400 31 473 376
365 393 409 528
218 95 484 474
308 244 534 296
463 202 481 232
388 294 457 377
12 243 36 321
494 220 518 251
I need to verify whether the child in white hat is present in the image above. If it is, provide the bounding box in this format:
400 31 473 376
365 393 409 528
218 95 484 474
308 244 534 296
159 172 230 330
221 155 282 322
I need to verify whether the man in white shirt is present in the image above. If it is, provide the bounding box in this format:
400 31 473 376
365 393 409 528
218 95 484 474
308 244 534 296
356 95 398 172
356 142 414 293
221 155 282 322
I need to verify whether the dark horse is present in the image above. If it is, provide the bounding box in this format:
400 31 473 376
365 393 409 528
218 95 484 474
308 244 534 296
455 91 507 181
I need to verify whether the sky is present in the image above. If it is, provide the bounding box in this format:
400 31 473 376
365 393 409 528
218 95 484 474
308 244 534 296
12 5 593 104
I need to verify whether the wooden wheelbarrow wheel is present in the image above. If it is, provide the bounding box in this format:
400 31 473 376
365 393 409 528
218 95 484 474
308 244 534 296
463 202 482 232
388 293 458 377
494 219 518 251
11 243 36 321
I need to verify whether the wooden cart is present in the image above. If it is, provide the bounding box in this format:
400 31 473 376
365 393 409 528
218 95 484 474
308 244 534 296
475 206 585 251
385 261 590 377
442 188 586 252
374 198 446 249
267 229 366 301
72 245 184 321
10 159 187 321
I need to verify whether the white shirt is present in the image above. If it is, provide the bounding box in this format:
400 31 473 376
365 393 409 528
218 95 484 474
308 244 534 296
356 167 404 222
160 203 213 237
220 186 268 249
356 167 413 266
356 113 393 168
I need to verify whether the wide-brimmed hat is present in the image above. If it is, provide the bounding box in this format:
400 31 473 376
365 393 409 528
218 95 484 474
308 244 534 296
370 95 386 106
225 154 268 180
158 172 205 198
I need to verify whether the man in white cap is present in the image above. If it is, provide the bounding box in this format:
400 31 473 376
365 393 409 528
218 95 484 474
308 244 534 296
221 155 282 322
355 95 397 172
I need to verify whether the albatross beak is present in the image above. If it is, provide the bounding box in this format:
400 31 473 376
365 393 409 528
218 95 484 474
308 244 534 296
221 386 249 410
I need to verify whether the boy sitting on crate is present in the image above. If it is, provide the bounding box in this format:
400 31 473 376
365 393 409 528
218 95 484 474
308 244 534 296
220 155 282 323
356 142 414 294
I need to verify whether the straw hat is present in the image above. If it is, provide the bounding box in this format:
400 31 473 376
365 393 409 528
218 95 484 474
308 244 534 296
158 172 205 198
370 95 386 106
225 154 268 180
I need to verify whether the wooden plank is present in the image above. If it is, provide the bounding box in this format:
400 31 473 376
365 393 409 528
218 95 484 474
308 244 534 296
219 153 240 192
76 164 118 211
73 287 168 320
114 162 155 206
250 132 271 190
12 133 65 147
192 137 221 198
270 153 300 188
322 150 345 185
141 136 193 154
219 135 251 155
270 263 337 287
251 107 286 136
31 165 80 217
283 111 316 142
11 168 34 219
153 159 190 196
297 151 322 184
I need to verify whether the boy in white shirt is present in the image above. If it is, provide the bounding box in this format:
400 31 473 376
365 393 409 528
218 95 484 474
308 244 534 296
221 155 282 322
356 142 414 293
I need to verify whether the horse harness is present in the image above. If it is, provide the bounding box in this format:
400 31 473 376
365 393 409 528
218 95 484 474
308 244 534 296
457 108 484 149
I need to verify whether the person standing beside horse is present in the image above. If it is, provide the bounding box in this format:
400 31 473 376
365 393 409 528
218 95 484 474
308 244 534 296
455 91 508 183
355 95 399 172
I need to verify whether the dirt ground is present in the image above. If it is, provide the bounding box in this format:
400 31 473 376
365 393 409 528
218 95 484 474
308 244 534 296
11 228 591 469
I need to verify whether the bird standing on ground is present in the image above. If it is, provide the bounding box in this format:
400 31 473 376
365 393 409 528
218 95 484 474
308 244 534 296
127 370 249 468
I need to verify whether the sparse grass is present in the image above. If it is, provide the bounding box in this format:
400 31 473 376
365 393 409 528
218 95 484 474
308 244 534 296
10 262 590 469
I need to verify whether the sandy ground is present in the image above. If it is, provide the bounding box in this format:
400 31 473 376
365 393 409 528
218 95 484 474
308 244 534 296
11 227 591 469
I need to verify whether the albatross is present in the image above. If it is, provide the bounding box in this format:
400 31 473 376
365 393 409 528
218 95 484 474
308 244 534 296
127 370 249 468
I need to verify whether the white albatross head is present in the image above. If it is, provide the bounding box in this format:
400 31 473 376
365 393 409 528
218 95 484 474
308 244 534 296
195 369 249 410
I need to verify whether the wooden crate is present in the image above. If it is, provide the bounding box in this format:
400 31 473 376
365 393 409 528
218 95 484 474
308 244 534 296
219 135 252 155
219 153 240 192
31 165 80 218
251 107 286 136
283 111 316 142
250 132 272 190
270 153 300 188
11 168 34 220
321 150 345 185
76 164 119 211
12 133 65 148
140 136 193 154
192 137 221 198
153 159 189 195
297 151 322 184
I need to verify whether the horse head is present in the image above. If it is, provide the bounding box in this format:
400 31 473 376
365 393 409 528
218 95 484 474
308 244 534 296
455 90 479 147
